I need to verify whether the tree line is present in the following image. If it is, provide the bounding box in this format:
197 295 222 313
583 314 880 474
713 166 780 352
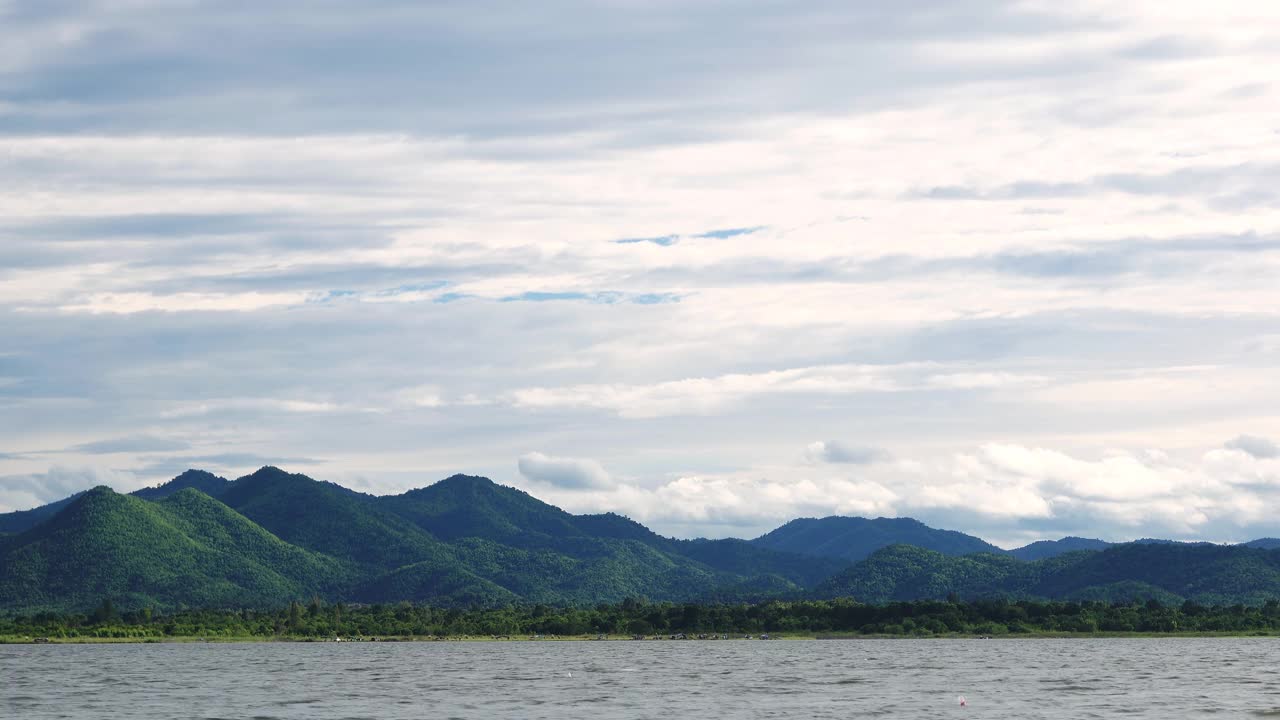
7 596 1280 640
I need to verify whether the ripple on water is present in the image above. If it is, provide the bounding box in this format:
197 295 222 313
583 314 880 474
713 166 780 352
3 638 1279 719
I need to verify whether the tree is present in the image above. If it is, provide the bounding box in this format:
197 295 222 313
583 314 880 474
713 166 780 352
91 598 117 624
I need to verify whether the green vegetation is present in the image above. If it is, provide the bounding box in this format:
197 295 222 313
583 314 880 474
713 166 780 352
131 469 230 501
5 466 1280 614
752 516 1004 561
218 467 449 568
818 543 1280 605
7 597 1280 641
1009 536 1113 561
0 487 353 612
0 468 837 612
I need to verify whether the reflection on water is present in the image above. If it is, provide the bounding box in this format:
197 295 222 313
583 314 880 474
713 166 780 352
5 638 1280 719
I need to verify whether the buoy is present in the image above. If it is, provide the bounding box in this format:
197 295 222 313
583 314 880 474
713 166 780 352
958 695 968 707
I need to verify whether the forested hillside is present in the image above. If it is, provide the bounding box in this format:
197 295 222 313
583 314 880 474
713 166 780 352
0 468 838 611
816 543 1280 605
752 516 1003 561
5 467 1280 612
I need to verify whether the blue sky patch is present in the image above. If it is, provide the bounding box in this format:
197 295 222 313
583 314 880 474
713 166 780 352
696 226 765 239
614 235 679 246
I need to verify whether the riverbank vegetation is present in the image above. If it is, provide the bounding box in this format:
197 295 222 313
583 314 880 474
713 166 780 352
6 597 1280 641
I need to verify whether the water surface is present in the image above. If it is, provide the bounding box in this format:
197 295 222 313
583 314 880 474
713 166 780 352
5 638 1280 719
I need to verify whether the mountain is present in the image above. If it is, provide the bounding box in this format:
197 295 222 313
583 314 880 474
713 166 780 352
8 465 1280 612
131 469 230 501
1009 536 1114 561
0 492 85 536
752 516 1003 562
0 467 847 611
217 466 452 569
815 543 1280 605
352 560 520 606
378 473 584 543
672 538 844 588
0 469 229 535
376 473 837 589
1242 538 1280 550
0 487 352 611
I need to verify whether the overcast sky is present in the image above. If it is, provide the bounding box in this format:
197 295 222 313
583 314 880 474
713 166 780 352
2 0 1279 546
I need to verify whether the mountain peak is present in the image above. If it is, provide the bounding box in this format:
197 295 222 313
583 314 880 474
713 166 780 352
132 469 230 501
82 485 117 499
437 473 497 487
248 465 291 480
386 473 577 541
752 514 1002 562
399 473 505 500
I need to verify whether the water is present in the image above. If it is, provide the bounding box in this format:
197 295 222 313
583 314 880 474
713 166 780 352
5 638 1280 719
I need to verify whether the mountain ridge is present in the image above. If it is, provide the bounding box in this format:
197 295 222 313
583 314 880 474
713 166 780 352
5 466 1280 612
0 468 847 611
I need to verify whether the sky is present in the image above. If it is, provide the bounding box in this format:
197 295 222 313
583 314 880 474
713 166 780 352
1 0 1279 547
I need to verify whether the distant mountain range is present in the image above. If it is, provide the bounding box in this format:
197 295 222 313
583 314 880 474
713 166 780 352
2 466 1279 611
753 516 1004 561
815 543 1280 606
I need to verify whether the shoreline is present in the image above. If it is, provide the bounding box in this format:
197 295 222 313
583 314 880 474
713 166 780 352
5 630 1278 644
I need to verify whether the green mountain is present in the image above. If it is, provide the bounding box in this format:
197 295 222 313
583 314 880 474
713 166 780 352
0 467 846 612
0 469 229 535
672 538 844 588
1009 536 1113 561
378 474 583 542
352 559 520 607
0 487 352 612
8 466 1280 612
752 516 1003 562
816 543 1280 605
375 472 837 590
131 469 230 501
218 466 449 569
0 493 85 536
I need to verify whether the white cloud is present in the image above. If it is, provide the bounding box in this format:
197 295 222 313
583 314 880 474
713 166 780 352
805 441 889 465
526 438 1280 543
0 0 1278 544
0 466 140 513
506 363 1053 418
1226 434 1280 459
517 452 615 489
158 398 344 419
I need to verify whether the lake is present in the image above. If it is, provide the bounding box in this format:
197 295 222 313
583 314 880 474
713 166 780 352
4 638 1280 719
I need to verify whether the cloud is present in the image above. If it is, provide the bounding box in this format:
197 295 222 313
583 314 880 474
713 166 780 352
131 454 323 479
696 227 765 239
530 438 1280 544
1226 435 1280 460
613 227 764 246
615 235 678 247
1 0 1278 546
69 435 191 454
805 441 890 465
0 0 1103 140
517 452 614 489
0 466 138 513
507 363 1048 418
912 163 1280 209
